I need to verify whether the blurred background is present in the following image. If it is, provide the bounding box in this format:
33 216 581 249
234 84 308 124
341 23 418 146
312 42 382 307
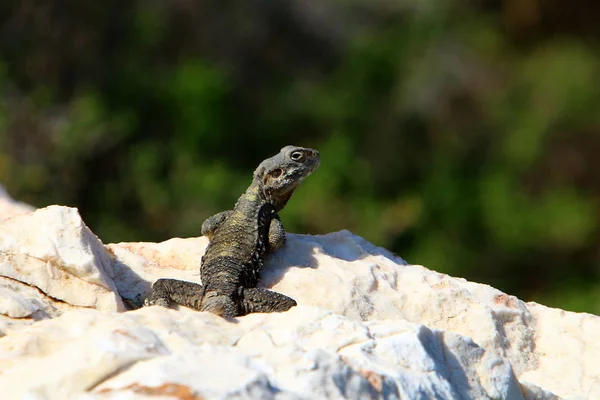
1 1 599 314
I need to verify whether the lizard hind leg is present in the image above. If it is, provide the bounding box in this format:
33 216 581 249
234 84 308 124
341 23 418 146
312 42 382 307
144 278 207 310
145 279 237 318
200 293 238 318
239 288 297 316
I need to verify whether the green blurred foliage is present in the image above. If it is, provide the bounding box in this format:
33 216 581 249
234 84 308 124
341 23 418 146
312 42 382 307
1 1 599 314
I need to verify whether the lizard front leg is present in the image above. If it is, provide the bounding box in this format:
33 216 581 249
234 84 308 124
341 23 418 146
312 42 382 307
201 210 233 239
267 214 286 252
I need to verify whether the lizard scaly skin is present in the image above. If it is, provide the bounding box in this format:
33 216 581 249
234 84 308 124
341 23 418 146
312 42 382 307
144 146 320 317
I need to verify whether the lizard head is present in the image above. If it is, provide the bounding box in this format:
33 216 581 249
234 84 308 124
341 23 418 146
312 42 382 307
253 145 320 211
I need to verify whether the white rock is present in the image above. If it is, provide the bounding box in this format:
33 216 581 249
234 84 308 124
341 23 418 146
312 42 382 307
338 319 523 399
521 303 600 400
0 276 80 336
0 282 41 318
0 309 168 399
0 306 522 400
0 206 124 312
107 237 207 304
0 204 598 399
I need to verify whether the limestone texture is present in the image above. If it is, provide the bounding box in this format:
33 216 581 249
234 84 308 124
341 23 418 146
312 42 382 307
0 198 597 399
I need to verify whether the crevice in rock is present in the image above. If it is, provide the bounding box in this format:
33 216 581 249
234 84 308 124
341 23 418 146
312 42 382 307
0 275 71 307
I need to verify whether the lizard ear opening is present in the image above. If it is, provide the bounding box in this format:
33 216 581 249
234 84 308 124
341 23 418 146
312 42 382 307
263 168 283 186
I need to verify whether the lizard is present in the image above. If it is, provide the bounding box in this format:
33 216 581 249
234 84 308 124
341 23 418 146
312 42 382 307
144 145 320 317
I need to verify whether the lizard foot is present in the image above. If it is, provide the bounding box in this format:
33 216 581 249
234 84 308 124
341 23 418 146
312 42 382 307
201 294 238 318
144 296 170 308
239 288 297 315
145 278 206 310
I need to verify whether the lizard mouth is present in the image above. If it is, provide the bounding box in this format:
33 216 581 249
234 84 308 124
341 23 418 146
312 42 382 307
311 157 321 171
287 167 315 186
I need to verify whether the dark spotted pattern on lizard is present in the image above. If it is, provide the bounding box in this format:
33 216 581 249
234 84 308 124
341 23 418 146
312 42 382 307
144 145 320 317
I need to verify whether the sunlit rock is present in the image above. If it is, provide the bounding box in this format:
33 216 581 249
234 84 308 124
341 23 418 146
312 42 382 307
0 206 124 314
0 204 598 399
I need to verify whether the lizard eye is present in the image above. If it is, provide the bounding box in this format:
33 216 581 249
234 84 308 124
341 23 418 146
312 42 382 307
290 151 304 162
270 168 283 178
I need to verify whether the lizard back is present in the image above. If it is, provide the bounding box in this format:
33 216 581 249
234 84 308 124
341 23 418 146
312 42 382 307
200 201 275 293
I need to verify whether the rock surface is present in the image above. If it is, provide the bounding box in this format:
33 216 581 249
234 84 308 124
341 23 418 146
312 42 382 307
0 200 598 399
0 206 124 313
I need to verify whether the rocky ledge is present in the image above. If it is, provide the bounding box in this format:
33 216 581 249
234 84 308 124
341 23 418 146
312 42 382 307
0 189 598 399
